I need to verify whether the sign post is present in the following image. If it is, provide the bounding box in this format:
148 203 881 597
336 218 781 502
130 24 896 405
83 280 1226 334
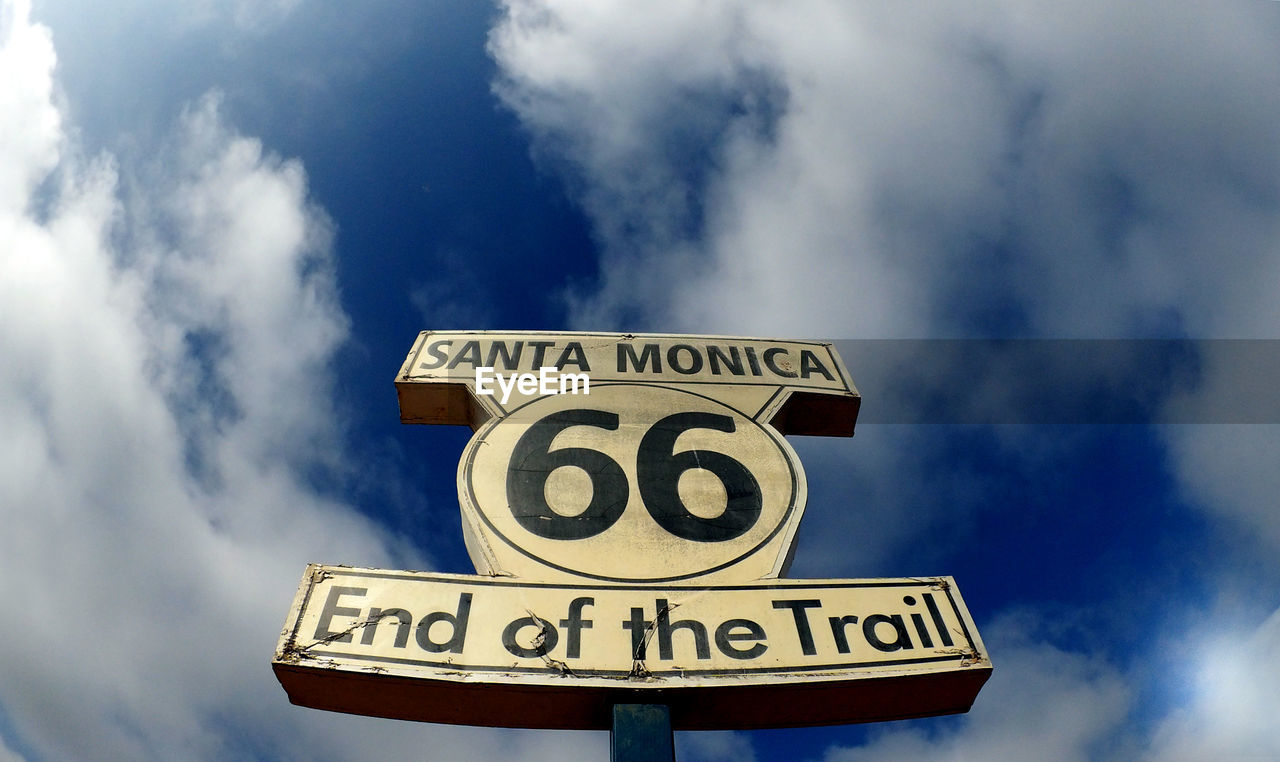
612 705 674 762
273 331 991 747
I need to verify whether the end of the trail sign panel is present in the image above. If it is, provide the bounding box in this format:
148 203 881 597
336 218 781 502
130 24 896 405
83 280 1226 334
272 331 992 730
274 567 989 730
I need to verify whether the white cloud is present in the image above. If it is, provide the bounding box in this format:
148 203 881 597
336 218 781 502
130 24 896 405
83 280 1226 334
0 735 24 762
1159 422 1280 755
0 0 59 210
824 614 1132 762
489 2 1280 760
1144 607 1280 760
1164 424 1280 551
1162 344 1280 551
490 0 1280 339
485 0 1280 625
785 427 995 578
676 729 757 762
0 2 612 758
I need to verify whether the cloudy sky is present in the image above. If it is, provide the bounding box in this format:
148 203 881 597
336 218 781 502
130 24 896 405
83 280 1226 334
2 0 1279 759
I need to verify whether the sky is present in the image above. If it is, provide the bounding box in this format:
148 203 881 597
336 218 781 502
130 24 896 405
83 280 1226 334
2 0 1279 759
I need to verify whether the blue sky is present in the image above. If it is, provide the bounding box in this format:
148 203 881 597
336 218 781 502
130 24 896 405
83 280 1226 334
2 1 1279 760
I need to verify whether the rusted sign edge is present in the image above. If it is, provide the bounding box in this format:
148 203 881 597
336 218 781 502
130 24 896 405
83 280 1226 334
270 566 988 701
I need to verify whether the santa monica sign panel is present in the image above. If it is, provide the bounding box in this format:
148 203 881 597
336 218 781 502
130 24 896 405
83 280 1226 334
272 331 991 729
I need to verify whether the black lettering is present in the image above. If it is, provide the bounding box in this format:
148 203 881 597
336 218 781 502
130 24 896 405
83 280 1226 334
415 592 472 653
618 343 662 373
799 349 835 380
763 347 797 377
360 607 412 648
715 619 767 660
744 346 762 375
313 586 366 643
828 615 859 654
863 613 912 652
558 597 594 659
772 599 822 655
528 340 555 367
447 341 481 370
902 596 933 647
507 409 626 539
419 340 452 370
485 341 523 369
623 607 652 659
911 613 934 648
707 346 744 375
923 593 954 647
656 598 709 660
667 344 703 375
636 412 761 542
554 342 590 371
502 615 559 659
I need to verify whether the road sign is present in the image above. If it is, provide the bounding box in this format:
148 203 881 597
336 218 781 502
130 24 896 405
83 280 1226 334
394 331 858 436
273 331 991 730
396 331 858 582
461 383 807 583
274 567 988 729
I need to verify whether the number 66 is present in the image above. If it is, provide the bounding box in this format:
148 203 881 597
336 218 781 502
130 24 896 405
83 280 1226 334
506 410 763 542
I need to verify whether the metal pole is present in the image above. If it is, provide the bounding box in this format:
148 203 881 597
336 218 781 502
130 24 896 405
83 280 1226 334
610 704 675 762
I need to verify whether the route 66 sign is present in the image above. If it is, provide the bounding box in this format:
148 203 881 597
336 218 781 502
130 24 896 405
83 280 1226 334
401 332 858 584
272 332 991 730
462 383 806 582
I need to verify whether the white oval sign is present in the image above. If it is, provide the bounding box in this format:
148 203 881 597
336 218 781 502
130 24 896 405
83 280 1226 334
458 384 806 582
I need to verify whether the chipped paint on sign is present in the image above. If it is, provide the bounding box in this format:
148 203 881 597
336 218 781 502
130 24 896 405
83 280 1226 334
273 565 991 729
273 331 991 729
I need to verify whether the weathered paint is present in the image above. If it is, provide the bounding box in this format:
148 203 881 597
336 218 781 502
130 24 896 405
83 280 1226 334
274 331 991 730
272 565 991 730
